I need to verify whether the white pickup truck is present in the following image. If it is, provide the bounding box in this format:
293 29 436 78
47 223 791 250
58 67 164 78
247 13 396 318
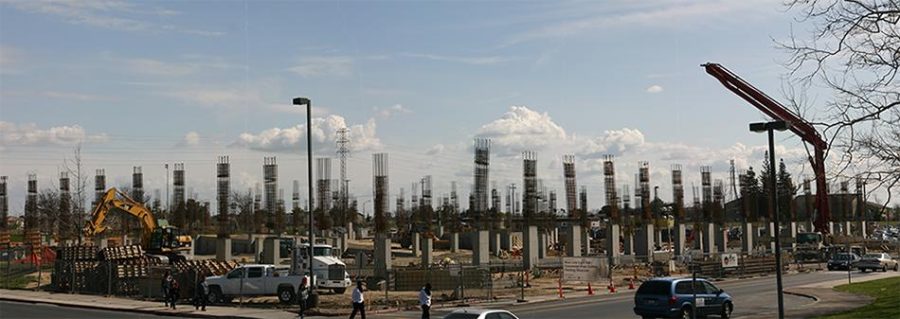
205 264 305 304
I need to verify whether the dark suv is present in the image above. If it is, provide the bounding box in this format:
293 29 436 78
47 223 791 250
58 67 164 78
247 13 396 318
634 277 734 319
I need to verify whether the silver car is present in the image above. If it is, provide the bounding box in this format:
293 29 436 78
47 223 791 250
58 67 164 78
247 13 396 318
442 309 520 319
857 253 899 272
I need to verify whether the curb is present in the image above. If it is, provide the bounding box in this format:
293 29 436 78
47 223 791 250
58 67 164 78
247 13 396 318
783 289 820 302
0 296 258 319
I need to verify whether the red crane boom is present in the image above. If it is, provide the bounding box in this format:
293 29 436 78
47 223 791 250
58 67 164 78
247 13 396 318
703 63 831 234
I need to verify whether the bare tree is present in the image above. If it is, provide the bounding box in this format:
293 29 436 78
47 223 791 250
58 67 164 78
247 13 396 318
781 1 899 209
63 144 89 243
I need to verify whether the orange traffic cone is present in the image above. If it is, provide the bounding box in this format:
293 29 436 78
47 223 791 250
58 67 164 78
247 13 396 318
628 278 635 290
587 282 595 295
608 279 617 293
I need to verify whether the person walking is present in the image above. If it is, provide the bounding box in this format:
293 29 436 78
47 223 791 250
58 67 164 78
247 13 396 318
348 281 366 319
419 283 432 319
169 277 180 310
194 274 209 311
297 276 310 319
161 271 171 307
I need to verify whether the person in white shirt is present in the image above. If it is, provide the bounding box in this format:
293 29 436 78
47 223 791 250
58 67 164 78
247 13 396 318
419 283 432 319
349 281 366 319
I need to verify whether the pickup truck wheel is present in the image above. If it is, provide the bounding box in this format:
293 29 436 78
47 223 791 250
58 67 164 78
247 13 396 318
882 265 887 272
278 287 295 304
333 288 346 294
207 286 223 305
894 264 898 272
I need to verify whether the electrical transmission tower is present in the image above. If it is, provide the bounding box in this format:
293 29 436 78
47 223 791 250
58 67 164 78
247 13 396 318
336 128 351 227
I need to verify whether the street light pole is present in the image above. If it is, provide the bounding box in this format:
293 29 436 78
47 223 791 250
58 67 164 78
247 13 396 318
750 120 789 319
293 97 317 297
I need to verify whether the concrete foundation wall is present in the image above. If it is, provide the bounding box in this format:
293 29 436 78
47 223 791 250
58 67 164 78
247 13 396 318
216 238 232 261
472 230 490 266
523 226 538 269
606 224 620 265
566 225 582 257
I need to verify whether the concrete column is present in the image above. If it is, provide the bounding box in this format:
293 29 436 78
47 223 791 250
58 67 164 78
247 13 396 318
347 222 355 240
523 226 539 270
703 223 716 256
857 221 867 238
673 223 686 256
538 232 547 259
606 224 620 265
262 238 281 264
623 232 634 255
216 238 233 261
489 231 501 256
582 230 591 255
99 238 109 249
828 222 835 235
788 222 798 251
767 222 776 254
254 237 265 263
844 221 852 236
553 227 559 243
450 233 459 253
421 235 433 266
412 232 421 257
500 230 511 250
473 230 490 266
715 225 727 253
374 233 392 278
635 224 655 261
741 222 754 254
566 225 582 257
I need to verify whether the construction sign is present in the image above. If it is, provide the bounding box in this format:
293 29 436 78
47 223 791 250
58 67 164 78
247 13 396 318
721 253 739 268
562 257 606 282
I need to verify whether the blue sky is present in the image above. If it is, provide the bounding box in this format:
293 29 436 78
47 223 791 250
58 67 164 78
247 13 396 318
3 0 879 214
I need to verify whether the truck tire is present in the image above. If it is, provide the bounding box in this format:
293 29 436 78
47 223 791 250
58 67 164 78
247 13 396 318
333 288 346 294
207 286 223 305
278 286 295 304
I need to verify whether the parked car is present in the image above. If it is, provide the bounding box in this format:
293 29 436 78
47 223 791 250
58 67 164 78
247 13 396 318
827 253 861 271
856 253 899 272
442 309 520 319
634 277 734 319
205 264 305 304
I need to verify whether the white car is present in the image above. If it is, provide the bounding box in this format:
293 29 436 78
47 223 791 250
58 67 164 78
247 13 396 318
857 253 899 272
442 309 520 319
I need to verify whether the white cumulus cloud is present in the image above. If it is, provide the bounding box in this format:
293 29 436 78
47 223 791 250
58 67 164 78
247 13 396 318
0 121 108 146
646 85 664 93
476 106 567 156
232 115 381 153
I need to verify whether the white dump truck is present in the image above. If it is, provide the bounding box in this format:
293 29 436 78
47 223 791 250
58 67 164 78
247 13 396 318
292 243 352 294
205 264 306 304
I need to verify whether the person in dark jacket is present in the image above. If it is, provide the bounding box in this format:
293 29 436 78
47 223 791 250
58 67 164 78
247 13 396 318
194 275 209 311
161 271 171 307
169 277 180 310
297 276 310 319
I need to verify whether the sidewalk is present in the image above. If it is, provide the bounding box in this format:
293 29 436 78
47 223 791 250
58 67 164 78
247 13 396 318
0 289 306 319
737 271 900 319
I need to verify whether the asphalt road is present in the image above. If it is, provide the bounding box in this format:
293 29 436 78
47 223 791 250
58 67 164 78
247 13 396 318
376 270 885 319
0 300 166 319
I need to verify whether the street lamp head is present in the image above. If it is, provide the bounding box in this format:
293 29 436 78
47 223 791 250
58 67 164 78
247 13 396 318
292 97 311 106
749 120 790 133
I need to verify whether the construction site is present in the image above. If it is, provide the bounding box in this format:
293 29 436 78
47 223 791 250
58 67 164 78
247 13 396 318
1 63 898 318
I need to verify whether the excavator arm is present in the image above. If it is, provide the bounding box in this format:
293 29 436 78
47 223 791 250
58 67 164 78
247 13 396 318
84 188 159 248
703 63 831 234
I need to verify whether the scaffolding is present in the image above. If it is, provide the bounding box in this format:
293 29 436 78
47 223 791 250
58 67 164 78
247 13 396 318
639 161 651 220
701 166 712 220
264 157 278 214
132 166 144 203
94 169 106 209
173 163 185 209
0 176 7 231
672 165 685 220
25 174 37 235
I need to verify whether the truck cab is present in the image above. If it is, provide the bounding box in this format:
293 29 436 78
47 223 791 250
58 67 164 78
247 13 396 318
291 243 352 294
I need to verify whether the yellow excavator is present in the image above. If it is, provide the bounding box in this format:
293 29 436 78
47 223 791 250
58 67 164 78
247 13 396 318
84 188 192 263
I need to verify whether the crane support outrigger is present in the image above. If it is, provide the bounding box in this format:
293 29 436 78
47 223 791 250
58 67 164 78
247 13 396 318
84 188 192 262
703 63 831 234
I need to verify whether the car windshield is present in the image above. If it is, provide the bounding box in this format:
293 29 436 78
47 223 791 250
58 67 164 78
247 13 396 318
835 254 854 260
637 281 670 295
862 254 881 259
443 313 480 319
